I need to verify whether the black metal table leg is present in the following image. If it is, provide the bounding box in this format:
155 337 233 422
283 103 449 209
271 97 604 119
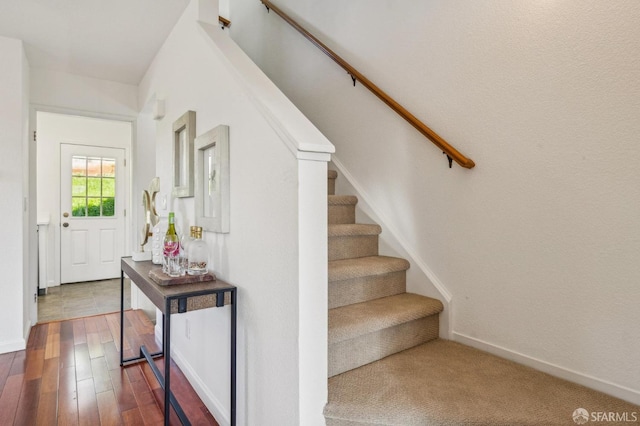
119 273 163 366
140 345 190 425
231 289 237 426
120 269 124 366
164 299 171 426
120 258 237 426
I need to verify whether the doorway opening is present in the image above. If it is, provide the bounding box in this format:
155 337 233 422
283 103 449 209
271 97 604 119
36 111 132 323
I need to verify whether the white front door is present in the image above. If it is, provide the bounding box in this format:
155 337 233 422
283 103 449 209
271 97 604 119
60 144 126 283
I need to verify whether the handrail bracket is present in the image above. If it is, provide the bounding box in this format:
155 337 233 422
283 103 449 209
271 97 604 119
259 0 475 170
443 152 453 169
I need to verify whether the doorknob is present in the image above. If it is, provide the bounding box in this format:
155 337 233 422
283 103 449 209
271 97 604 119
63 212 69 217
63 222 69 228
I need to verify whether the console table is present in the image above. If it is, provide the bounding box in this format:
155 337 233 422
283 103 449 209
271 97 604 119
119 257 237 426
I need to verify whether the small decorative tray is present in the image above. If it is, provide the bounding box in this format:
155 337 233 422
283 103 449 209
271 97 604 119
148 267 216 286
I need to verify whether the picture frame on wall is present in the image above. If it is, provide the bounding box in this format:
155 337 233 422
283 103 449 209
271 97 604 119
194 124 230 233
172 110 196 198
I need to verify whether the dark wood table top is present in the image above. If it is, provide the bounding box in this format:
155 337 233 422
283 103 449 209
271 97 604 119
121 257 235 314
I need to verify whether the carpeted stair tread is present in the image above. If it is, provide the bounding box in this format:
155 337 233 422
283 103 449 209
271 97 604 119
328 170 338 195
329 195 358 205
328 195 358 224
329 256 409 282
328 224 380 261
328 256 409 308
329 223 381 237
325 340 640 425
329 293 443 345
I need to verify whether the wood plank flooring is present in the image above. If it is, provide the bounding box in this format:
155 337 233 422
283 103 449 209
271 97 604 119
0 310 218 426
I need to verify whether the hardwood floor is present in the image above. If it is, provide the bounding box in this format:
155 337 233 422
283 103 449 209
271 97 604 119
0 310 219 426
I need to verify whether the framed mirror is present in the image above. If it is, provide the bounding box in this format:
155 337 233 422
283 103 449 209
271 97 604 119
194 125 230 233
172 111 196 198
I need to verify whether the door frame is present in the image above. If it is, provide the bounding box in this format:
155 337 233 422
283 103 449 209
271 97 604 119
60 144 126 283
32 105 134 289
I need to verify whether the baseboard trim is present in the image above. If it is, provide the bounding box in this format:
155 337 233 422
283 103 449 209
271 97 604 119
154 326 231 426
0 337 26 355
24 320 31 342
452 332 640 405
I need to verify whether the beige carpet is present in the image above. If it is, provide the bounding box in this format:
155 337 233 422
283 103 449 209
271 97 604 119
325 339 640 426
325 169 639 425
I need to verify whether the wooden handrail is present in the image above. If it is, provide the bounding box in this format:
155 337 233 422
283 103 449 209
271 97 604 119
260 0 475 169
219 16 231 28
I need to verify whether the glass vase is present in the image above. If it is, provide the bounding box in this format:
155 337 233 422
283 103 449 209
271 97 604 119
187 227 208 275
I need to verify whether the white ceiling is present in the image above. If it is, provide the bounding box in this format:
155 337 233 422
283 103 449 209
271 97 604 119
0 0 190 85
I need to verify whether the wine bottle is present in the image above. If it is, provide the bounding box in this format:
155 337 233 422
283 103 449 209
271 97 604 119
163 212 181 277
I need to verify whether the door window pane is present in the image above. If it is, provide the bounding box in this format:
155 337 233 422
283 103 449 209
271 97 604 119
102 198 115 216
87 177 101 197
72 157 86 176
102 159 115 177
69 155 117 217
87 157 101 177
72 197 87 217
87 198 101 217
72 177 87 196
102 178 115 197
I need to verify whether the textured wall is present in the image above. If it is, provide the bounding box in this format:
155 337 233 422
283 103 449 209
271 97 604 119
139 1 311 423
0 36 29 353
30 68 138 117
230 0 640 402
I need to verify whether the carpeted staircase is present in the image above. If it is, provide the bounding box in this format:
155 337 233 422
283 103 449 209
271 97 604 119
323 169 639 425
326 170 443 379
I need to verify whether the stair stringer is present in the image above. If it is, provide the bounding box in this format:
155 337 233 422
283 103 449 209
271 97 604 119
330 157 452 338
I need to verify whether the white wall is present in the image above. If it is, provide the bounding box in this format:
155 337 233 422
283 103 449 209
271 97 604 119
36 112 132 286
134 96 160 255
2 40 140 354
25 45 37 329
30 67 146 310
30 68 138 118
139 0 332 424
130 98 160 316
0 36 31 353
229 0 640 403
